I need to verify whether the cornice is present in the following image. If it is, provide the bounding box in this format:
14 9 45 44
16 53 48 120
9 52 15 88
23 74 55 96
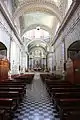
0 1 23 45
21 24 53 36
13 0 62 22
0 21 11 37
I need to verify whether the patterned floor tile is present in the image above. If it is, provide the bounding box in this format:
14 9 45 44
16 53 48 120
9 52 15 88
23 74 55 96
13 73 59 120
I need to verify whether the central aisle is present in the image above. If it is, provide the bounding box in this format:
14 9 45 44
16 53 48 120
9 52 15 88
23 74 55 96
13 73 59 120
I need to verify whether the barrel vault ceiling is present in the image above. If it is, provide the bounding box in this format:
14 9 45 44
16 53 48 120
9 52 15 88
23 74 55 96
12 0 72 52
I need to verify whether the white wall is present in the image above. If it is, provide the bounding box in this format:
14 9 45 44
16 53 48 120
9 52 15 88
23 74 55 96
53 4 80 75
0 28 10 60
20 51 27 73
54 42 64 74
47 52 53 72
0 11 11 60
0 10 22 74
7 0 12 15
10 40 21 74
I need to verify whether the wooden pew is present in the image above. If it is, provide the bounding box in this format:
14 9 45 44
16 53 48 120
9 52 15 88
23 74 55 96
0 87 24 93
59 98 80 106
45 79 71 88
57 99 80 120
44 76 80 120
54 92 80 109
0 87 24 101
48 84 80 119
47 84 72 91
0 109 10 120
50 87 80 99
0 98 16 111
0 84 25 88
59 107 80 120
0 91 20 106
51 87 80 93
46 82 70 85
40 73 63 82
54 92 80 100
40 74 50 82
14 74 34 84
65 111 80 120
47 85 73 96
45 79 69 84
46 80 71 88
0 80 26 86
0 84 26 93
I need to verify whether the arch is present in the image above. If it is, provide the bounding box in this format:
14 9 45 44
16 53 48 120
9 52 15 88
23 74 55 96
67 40 80 58
29 46 46 54
0 42 7 57
13 1 62 22
68 41 80 51
27 40 47 53
22 24 52 36
28 45 47 52
26 39 48 47
0 42 7 50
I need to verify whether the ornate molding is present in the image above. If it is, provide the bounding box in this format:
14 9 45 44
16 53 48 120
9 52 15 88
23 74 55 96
13 0 62 22
0 0 23 45
0 21 11 37
51 1 80 46
63 8 80 37
28 46 46 54
21 24 53 36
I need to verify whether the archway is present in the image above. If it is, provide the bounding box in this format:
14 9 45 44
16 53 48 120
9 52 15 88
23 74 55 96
67 40 80 59
66 40 80 84
0 42 9 81
0 42 7 58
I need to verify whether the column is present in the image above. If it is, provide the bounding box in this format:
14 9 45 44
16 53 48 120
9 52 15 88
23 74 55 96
25 54 28 70
46 54 47 69
32 58 33 69
27 55 29 69
9 37 12 70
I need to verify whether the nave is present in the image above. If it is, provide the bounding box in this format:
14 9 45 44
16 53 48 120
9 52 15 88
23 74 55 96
0 71 80 120
0 0 80 120
13 73 59 120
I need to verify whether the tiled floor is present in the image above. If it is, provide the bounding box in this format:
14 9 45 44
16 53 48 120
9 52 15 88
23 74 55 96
13 73 60 120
